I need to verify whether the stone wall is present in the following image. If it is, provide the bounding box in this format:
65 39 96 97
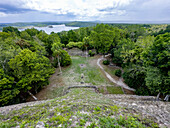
66 48 96 56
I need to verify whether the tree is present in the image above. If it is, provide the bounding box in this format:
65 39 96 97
3 26 20 36
83 37 90 56
123 65 150 95
145 67 170 97
8 49 54 97
0 37 21 72
58 31 69 46
60 50 71 67
16 39 30 49
143 33 170 96
0 32 10 40
68 30 78 42
51 42 63 74
25 28 39 37
20 31 32 40
0 68 19 106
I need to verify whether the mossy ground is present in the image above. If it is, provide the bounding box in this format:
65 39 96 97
0 89 158 128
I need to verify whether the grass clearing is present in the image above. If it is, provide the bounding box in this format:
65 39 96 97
98 86 124 94
106 86 123 94
63 56 112 86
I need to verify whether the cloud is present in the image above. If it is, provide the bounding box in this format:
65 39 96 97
0 4 34 14
0 0 132 17
0 12 7 17
0 0 170 22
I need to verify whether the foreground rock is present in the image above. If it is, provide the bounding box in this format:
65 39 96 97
0 88 169 128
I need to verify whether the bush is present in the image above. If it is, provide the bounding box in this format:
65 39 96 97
112 57 123 66
88 50 95 57
66 42 83 49
122 66 150 95
115 69 122 77
60 50 72 66
103 60 110 65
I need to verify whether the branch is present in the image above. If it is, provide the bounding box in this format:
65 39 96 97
28 91 38 101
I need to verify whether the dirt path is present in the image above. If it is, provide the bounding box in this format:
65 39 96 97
27 68 65 101
97 56 135 91
27 55 129 102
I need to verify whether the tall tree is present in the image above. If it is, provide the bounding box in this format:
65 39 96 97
8 49 54 99
51 42 63 74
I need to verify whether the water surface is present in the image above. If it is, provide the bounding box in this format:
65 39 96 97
19 24 79 34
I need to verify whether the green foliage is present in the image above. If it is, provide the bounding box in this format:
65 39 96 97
114 69 122 77
117 115 145 128
46 33 61 56
79 119 86 126
20 31 32 40
112 57 123 66
144 33 169 73
0 37 21 72
94 106 101 111
87 122 98 128
67 30 78 42
3 26 20 36
25 28 39 37
88 50 95 57
26 40 47 56
8 49 54 92
99 117 118 128
16 39 30 49
0 68 20 106
66 42 84 49
0 26 74 106
145 67 170 95
51 42 71 67
60 50 72 67
103 60 110 65
65 21 97 27
98 115 146 128
36 31 48 43
123 65 150 95
0 32 10 40
90 24 126 54
142 33 170 95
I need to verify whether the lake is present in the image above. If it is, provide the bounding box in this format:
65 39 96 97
19 24 79 34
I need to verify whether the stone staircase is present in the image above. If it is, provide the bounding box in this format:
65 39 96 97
0 91 169 127
103 94 170 127
0 100 51 115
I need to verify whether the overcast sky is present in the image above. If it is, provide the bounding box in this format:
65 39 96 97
0 0 170 23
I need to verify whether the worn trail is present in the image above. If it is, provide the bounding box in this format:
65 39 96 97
97 56 135 91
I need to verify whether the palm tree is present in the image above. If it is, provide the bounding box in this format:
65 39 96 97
51 42 62 74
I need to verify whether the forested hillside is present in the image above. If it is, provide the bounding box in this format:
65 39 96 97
58 23 170 97
0 23 169 107
0 27 71 106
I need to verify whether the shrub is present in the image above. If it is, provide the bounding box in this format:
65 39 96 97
112 57 123 66
60 50 72 66
115 69 122 77
103 60 110 65
88 50 95 57
66 42 83 49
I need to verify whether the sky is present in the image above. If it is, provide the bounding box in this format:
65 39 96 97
0 0 170 23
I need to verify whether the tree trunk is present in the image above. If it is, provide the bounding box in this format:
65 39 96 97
86 47 88 59
156 92 161 101
164 95 170 101
28 91 37 101
58 55 62 74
